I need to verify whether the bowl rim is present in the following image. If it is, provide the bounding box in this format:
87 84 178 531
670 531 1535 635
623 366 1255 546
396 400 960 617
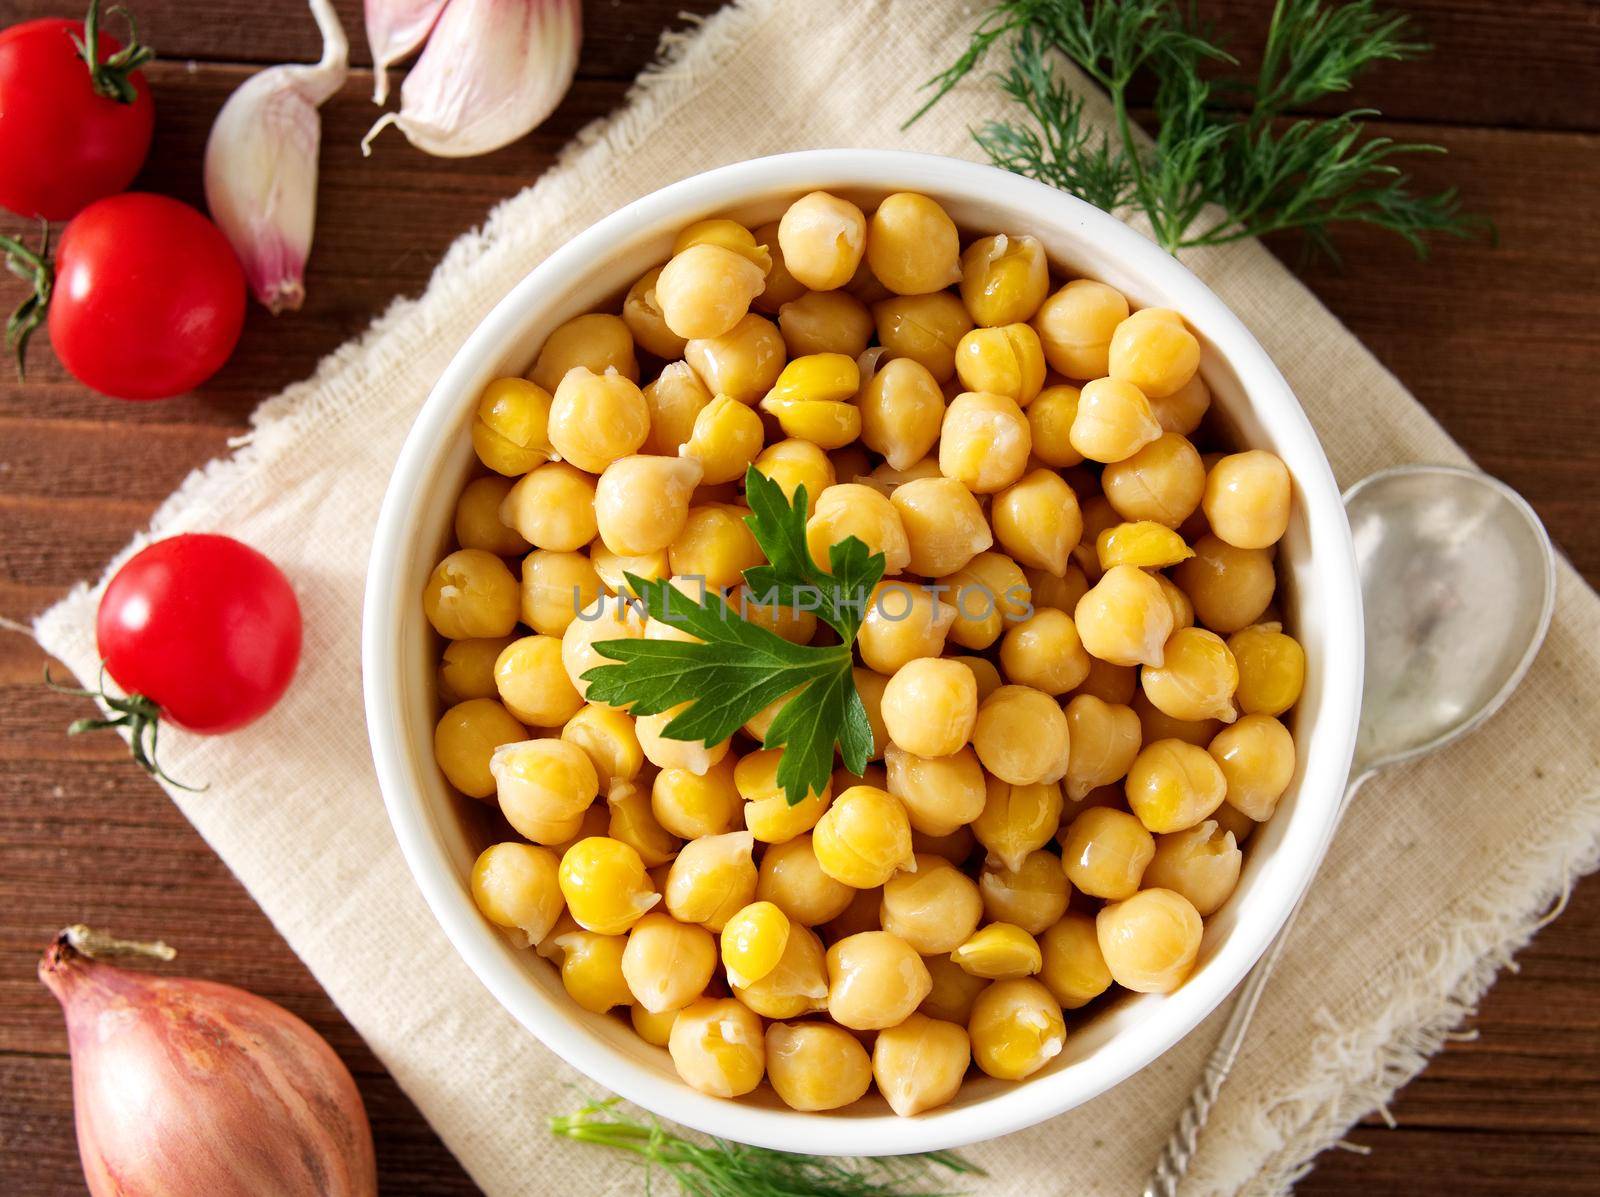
362 148 1363 1155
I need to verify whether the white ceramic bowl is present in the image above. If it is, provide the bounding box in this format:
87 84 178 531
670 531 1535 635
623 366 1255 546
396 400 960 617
363 150 1363 1155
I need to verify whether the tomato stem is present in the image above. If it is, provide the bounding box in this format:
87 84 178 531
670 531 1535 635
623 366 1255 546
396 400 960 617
73 0 156 105
0 224 52 382
45 666 205 792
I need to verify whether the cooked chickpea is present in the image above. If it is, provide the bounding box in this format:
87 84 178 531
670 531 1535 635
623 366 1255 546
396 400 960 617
593 455 704 556
720 900 791 989
1073 494 1121 583
1211 713 1296 820
665 831 757 932
760 353 864 450
548 367 650 474
622 265 687 360
640 361 712 456
997 610 1089 697
590 542 670 598
884 743 986 837
558 836 659 935
561 595 646 703
954 323 1047 407
1148 371 1211 435
607 780 682 866
969 977 1065 1080
684 313 786 406
825 883 885 943
424 549 520 639
938 390 1032 493
752 220 807 314
806 483 911 575
1059 806 1154 900
960 233 1049 326
454 475 529 557
973 774 1063 873
777 191 867 291
990 469 1082 577
1108 308 1200 399
489 738 593 842
1062 694 1142 801
495 462 593 553
531 313 639 392
941 551 1031 651
757 834 856 926
1073 656 1139 706
1143 626 1240 725
1228 623 1305 716
858 581 955 674
765 1022 873 1112
1203 450 1292 549
1132 689 1221 748
1074 564 1175 668
880 855 983 954
438 636 516 704
952 922 1043 980
857 356 945 469
673 218 772 270
1172 534 1277 633
472 377 556 475
825 931 932 1030
913 823 977 866
918 954 987 1024
520 550 602 638
668 503 762 589
862 192 957 291
873 291 973 382
1070 376 1162 464
1033 279 1130 378
669 997 765 1097
1026 563 1090 616
561 702 644 786
776 290 874 358
651 757 740 838
636 703 731 775
980 850 1070 934
1102 433 1205 529
656 243 767 340
1097 887 1203 993
470 842 564 945
1026 384 1084 467
952 656 1004 704
737 748 833 843
733 924 829 1018
752 437 835 517
973 685 1072 786
1126 739 1228 833
890 476 992 577
873 1013 971 1117
494 634 584 727
813 785 915 889
553 929 632 1013
882 658 978 758
1145 819 1242 916
620 912 717 1015
630 1003 678 1046
1039 913 1113 1009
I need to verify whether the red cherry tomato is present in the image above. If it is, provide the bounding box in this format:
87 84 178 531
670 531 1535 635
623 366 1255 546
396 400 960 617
0 3 155 220
49 193 246 400
97 534 302 735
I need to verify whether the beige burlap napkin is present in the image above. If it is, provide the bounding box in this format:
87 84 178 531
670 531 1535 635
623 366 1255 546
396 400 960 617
34 1 1600 1193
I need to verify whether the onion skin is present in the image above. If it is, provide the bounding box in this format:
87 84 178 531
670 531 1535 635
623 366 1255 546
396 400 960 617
39 934 377 1197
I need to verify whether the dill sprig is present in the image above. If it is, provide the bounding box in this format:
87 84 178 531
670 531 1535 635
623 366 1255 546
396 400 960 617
914 0 1483 259
550 1098 985 1196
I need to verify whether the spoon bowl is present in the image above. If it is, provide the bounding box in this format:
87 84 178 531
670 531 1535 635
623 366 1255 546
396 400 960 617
1345 464 1556 777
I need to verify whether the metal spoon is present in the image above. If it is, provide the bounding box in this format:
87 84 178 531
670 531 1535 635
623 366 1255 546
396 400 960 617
1145 463 1556 1197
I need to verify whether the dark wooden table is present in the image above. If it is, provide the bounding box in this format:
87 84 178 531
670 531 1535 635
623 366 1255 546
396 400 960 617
2 1 1597 1191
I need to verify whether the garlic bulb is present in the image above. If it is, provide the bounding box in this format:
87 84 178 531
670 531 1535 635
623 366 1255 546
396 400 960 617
204 0 347 313
362 0 582 159
364 0 449 105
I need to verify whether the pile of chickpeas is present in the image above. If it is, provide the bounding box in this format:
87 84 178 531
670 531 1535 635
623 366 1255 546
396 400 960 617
423 188 1305 1117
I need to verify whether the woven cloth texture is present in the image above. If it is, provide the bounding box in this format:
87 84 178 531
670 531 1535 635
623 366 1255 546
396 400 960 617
35 1 1600 1193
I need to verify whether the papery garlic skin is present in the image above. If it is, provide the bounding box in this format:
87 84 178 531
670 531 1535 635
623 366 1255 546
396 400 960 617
362 0 582 159
204 0 348 313
365 0 449 105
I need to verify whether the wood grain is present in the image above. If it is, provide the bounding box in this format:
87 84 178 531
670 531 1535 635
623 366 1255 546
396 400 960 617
1 1 1597 1194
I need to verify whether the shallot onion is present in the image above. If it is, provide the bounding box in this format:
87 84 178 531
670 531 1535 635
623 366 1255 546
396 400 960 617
39 925 377 1197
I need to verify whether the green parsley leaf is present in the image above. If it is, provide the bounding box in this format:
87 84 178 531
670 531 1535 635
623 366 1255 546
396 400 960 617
582 466 885 806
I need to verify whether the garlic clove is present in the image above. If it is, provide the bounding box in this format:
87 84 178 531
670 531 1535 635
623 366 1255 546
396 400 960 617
362 0 582 159
364 0 450 105
204 0 348 314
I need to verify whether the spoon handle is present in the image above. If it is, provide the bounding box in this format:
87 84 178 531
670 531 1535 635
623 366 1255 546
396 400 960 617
1142 772 1371 1197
